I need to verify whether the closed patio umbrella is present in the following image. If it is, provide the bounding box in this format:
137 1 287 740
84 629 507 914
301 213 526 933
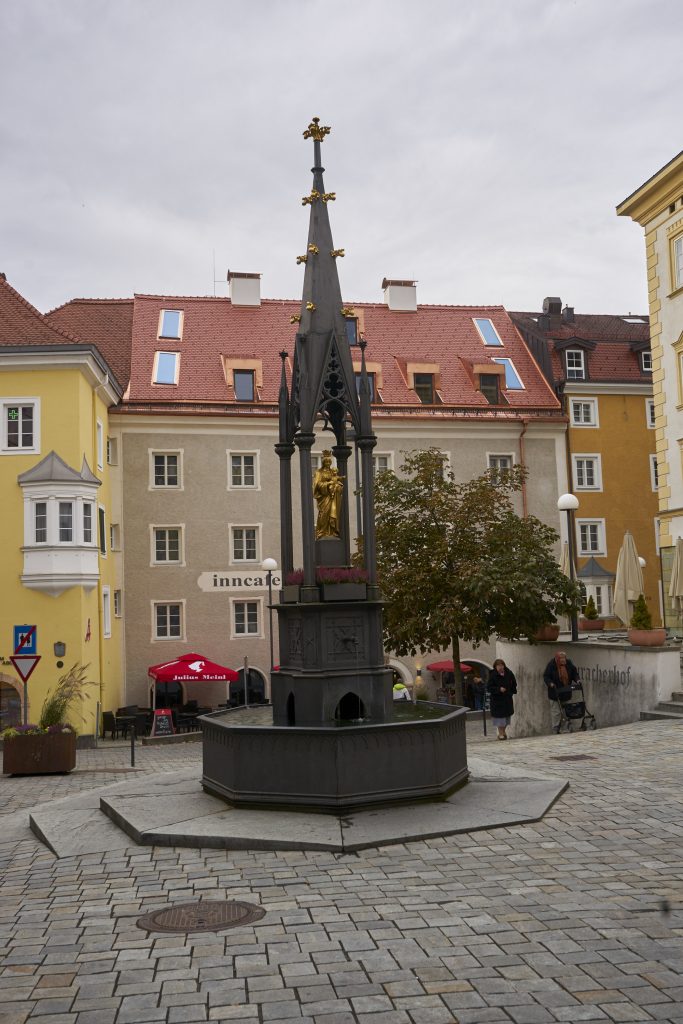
559 540 571 577
668 537 683 612
613 531 644 625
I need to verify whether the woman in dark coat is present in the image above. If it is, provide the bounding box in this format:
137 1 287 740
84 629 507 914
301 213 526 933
487 658 517 740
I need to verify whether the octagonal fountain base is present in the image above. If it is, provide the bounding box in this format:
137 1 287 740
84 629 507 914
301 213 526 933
201 703 468 813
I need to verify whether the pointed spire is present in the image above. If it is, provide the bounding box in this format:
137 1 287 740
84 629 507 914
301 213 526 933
298 118 347 341
357 340 373 437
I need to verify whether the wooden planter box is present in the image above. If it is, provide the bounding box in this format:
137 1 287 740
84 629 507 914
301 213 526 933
320 583 367 601
281 585 301 604
628 627 667 647
3 731 77 775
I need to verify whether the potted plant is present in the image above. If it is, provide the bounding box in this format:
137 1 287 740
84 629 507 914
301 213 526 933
532 620 561 642
283 567 369 602
2 664 93 775
628 594 666 646
579 595 605 631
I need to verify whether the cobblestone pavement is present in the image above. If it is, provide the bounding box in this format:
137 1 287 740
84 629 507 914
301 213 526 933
2 720 683 1023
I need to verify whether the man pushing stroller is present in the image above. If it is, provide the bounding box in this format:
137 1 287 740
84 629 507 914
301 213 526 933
543 651 579 734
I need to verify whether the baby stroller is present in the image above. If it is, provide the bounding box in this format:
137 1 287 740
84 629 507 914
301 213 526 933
558 680 597 732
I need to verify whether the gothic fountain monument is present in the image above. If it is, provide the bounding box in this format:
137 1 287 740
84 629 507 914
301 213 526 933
201 118 468 811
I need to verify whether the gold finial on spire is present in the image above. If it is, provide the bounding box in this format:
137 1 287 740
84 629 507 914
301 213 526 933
303 117 331 142
341 307 355 318
290 315 301 324
306 301 316 312
331 248 345 259
296 255 308 265
302 189 321 206
322 192 336 203
307 244 319 254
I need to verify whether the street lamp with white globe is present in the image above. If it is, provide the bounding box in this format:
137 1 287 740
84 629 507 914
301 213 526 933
261 557 278 674
557 493 580 642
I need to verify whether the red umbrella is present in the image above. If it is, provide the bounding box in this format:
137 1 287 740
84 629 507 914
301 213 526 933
148 653 239 711
426 660 472 673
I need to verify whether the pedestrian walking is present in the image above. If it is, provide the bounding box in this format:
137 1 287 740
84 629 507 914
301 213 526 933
487 659 517 740
543 650 579 733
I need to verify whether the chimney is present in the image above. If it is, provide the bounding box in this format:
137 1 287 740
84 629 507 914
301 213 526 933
542 296 562 328
562 305 575 324
228 271 261 306
382 278 417 312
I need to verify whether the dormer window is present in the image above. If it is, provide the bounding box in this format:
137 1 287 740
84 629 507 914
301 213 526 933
345 318 359 345
566 349 585 380
473 318 503 346
234 370 255 401
153 352 179 385
641 350 653 372
479 374 500 404
414 373 435 404
159 309 183 340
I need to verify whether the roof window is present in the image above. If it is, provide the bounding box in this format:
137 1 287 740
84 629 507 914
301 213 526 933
622 316 647 324
473 318 503 346
492 358 524 389
159 309 182 340
153 352 179 385
234 369 255 401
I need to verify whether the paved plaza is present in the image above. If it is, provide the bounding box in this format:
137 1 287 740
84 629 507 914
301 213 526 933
2 719 683 1024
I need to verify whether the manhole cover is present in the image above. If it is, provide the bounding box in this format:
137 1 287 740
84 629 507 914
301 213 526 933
136 900 266 933
550 754 597 762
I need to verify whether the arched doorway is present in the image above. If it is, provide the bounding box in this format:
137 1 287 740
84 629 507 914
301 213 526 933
150 679 184 709
0 674 23 729
228 667 267 706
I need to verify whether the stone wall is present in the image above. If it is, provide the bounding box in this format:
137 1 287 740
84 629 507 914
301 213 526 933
497 639 679 737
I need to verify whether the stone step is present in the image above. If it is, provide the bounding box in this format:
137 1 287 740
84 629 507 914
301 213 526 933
653 701 683 714
640 710 683 722
671 691 683 702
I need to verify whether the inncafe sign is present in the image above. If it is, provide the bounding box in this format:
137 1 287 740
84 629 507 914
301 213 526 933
197 571 282 593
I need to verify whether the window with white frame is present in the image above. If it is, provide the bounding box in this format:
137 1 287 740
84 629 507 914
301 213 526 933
577 519 606 555
152 527 182 564
151 451 181 489
650 454 659 491
153 602 183 640
571 398 598 427
566 349 585 380
34 502 47 543
114 589 122 617
231 526 259 563
473 317 503 346
83 502 93 544
641 350 653 372
96 420 104 470
153 351 180 385
59 502 74 542
1 399 39 454
492 358 524 389
646 399 656 428
584 583 612 617
159 309 183 340
488 454 514 473
572 455 602 490
672 234 683 290
372 453 392 474
106 437 118 465
102 586 111 638
232 600 260 637
228 452 258 489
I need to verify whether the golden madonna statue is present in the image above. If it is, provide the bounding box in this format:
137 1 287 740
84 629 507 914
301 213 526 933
313 450 344 539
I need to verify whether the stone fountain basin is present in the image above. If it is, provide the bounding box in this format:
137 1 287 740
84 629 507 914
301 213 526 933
201 702 468 813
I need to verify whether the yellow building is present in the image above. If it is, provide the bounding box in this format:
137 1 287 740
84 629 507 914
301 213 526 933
513 299 659 624
0 275 123 736
618 151 683 627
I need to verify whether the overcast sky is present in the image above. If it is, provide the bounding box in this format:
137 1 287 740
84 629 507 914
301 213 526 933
1 0 680 316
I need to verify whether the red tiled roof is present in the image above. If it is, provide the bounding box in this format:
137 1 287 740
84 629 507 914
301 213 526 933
46 298 134 389
0 274 80 347
126 295 560 410
512 311 651 385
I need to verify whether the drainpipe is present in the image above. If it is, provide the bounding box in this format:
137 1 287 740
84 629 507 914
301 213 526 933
519 418 529 518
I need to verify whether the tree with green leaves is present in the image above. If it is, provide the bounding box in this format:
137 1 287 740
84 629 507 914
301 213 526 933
373 449 584 704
